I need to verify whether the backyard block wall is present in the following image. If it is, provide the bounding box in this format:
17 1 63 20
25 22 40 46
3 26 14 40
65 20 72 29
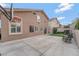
74 30 79 48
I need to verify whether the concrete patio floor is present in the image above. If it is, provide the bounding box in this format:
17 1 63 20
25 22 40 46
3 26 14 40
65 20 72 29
0 35 79 56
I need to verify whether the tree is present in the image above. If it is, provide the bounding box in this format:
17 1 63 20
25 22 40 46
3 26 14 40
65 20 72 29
53 27 57 34
75 18 79 30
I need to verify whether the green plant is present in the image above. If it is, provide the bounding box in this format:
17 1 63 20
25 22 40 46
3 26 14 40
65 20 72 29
75 19 79 30
53 28 57 34
49 32 64 37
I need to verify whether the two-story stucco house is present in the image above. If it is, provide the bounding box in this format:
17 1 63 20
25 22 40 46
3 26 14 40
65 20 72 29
0 8 48 42
48 17 60 33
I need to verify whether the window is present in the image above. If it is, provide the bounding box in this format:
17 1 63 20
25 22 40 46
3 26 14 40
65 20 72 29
9 16 22 35
9 22 22 34
29 25 34 32
35 26 38 32
40 27 43 31
32 12 41 23
33 12 36 15
11 24 16 33
36 15 41 23
37 15 40 20
17 26 21 32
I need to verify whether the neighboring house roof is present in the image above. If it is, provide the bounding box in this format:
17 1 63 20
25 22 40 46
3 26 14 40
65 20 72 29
4 8 49 20
50 17 59 23
49 17 61 26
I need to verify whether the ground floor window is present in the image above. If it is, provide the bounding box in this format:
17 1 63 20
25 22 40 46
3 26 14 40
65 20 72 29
9 16 22 35
9 22 22 34
29 25 44 33
35 26 38 32
40 27 43 31
10 23 21 33
29 25 34 32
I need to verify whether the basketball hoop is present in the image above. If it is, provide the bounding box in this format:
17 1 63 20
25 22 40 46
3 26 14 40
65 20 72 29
11 16 21 22
13 16 21 20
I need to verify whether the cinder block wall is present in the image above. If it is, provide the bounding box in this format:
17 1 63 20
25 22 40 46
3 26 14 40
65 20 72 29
74 30 79 48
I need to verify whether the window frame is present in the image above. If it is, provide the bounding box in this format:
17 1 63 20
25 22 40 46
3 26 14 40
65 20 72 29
36 15 41 23
35 26 38 32
29 25 34 32
9 19 23 35
32 12 41 23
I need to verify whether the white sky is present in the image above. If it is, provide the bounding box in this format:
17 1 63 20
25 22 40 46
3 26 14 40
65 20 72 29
0 0 79 3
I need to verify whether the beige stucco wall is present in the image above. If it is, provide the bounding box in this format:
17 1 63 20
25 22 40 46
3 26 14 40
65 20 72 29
48 20 60 33
49 20 60 28
1 11 48 42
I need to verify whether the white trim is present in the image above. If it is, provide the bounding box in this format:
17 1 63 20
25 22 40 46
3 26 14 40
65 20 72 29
34 26 38 32
9 19 23 35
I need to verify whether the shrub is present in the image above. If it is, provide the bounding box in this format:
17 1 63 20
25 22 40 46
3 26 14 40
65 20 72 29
53 28 57 34
75 19 79 30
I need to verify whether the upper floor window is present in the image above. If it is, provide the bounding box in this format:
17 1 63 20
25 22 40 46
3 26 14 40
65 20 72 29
36 15 41 23
33 12 36 15
32 12 41 23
